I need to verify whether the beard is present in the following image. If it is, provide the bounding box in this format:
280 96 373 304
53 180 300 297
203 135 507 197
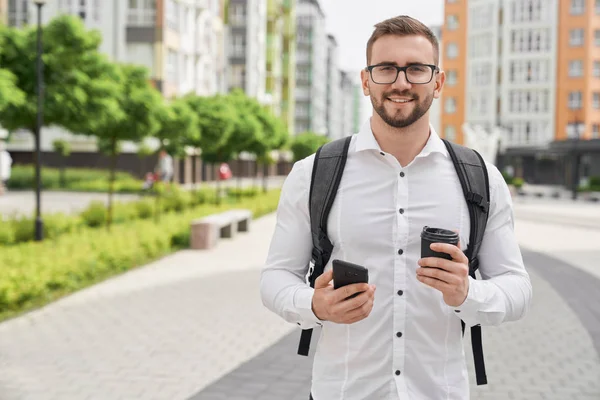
371 89 434 129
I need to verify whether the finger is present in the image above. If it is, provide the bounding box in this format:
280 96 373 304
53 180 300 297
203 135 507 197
418 257 468 277
417 274 452 292
333 282 371 303
430 242 468 264
344 298 374 323
334 287 373 314
315 269 334 289
416 266 460 285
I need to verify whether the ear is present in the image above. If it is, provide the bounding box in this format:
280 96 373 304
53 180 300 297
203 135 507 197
433 69 445 99
361 69 370 96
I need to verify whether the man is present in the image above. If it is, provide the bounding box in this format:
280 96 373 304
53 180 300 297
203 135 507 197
260 15 532 400
156 149 173 183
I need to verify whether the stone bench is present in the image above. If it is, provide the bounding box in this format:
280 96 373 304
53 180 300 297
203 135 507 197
190 209 252 250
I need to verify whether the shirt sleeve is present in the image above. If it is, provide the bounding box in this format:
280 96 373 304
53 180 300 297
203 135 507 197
260 158 322 329
451 163 533 327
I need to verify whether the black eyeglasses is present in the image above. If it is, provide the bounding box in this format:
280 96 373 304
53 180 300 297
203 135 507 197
366 63 439 85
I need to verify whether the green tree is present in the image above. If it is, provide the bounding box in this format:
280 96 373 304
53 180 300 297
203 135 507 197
184 94 237 204
51 139 71 187
226 90 264 195
155 98 199 158
0 16 123 193
91 64 162 227
136 141 153 178
290 131 330 162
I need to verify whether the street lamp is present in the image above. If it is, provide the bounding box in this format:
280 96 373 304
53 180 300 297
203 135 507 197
33 0 46 241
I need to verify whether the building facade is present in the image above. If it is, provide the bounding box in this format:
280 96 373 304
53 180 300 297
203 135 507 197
6 0 227 155
0 0 8 24
339 70 362 136
441 0 600 186
280 0 296 136
295 0 327 135
227 0 267 102
325 34 342 139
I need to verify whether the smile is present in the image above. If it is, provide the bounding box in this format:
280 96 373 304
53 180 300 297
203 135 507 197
388 98 413 104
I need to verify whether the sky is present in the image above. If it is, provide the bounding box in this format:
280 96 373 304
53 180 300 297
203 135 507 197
318 0 445 122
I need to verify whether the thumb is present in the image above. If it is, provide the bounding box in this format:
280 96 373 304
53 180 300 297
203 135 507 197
314 268 333 289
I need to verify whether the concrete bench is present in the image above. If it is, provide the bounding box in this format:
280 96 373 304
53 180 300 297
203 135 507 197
190 209 252 250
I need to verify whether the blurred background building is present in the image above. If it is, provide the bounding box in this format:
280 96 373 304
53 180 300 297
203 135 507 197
441 0 600 188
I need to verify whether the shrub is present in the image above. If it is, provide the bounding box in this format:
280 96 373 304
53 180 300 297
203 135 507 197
80 201 107 227
0 190 281 321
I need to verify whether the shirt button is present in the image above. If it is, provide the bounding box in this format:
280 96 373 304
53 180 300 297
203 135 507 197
380 151 385 156
398 249 403 255
397 290 403 296
396 332 403 338
400 172 405 177
395 370 401 376
399 208 405 214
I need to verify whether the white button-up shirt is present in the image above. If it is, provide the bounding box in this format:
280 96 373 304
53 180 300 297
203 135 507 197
260 120 532 400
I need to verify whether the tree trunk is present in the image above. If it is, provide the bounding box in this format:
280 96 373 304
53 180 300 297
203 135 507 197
262 163 268 193
59 158 66 188
107 137 117 229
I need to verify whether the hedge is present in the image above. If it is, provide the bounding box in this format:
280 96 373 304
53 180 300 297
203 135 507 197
6 165 144 193
0 189 281 322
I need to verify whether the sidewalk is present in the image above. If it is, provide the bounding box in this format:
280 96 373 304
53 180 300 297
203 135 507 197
0 200 599 400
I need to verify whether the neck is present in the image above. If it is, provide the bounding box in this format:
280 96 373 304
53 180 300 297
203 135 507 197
370 113 431 167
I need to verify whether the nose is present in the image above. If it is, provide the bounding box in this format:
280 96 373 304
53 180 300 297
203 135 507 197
391 70 412 91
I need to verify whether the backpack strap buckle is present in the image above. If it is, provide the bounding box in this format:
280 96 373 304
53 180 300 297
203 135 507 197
466 192 489 213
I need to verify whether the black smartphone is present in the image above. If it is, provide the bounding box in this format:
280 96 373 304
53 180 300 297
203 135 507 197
332 259 369 299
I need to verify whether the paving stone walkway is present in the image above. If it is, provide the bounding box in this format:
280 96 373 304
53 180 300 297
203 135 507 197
0 199 598 400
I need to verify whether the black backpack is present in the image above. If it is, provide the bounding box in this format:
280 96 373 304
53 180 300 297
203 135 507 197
297 135 491 386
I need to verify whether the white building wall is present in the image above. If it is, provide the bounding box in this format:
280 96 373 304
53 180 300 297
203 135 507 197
246 0 267 102
326 36 342 139
499 0 559 148
466 0 500 133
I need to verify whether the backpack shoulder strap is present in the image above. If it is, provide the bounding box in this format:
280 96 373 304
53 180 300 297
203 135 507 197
442 138 491 386
297 135 352 357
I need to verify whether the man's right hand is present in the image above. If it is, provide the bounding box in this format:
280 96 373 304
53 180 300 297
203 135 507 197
311 269 376 324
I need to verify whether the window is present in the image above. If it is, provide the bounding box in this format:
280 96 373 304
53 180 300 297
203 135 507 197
445 97 457 114
594 61 600 77
570 0 585 14
569 60 584 77
232 35 245 57
570 29 585 46
594 93 600 109
230 4 245 26
446 70 458 86
166 49 178 83
596 0 600 14
445 126 457 142
128 0 156 25
166 0 178 31
567 123 584 138
447 15 459 30
569 91 583 109
229 65 245 88
595 30 600 46
593 124 600 138
446 43 458 59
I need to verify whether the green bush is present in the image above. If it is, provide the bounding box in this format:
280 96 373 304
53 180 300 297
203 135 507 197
135 199 154 219
0 190 281 321
7 165 142 192
0 222 15 246
80 201 106 227
512 177 524 189
228 187 259 198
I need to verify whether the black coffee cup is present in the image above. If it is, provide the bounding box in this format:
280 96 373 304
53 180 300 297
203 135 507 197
420 226 459 260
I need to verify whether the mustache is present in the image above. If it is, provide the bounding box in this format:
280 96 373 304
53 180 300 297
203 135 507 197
384 91 418 100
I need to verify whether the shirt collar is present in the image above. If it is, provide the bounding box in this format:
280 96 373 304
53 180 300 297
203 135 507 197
354 118 449 158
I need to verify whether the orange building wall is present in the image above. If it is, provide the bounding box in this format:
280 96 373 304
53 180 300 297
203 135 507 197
441 0 468 144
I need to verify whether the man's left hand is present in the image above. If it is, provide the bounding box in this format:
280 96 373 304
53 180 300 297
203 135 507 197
417 242 470 307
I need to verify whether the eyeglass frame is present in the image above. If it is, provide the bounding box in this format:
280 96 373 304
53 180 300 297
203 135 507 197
365 63 440 85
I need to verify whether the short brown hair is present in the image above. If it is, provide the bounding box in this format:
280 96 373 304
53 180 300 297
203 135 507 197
366 15 440 66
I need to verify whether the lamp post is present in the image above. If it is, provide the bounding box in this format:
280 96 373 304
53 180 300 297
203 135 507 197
33 0 46 241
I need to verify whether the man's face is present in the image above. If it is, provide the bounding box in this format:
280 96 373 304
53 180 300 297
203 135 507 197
361 34 445 129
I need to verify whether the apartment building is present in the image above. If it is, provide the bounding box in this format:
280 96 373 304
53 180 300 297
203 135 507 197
429 24 443 136
325 34 343 139
295 0 327 135
0 0 7 24
227 0 268 102
339 70 362 136
441 0 600 184
280 0 296 136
